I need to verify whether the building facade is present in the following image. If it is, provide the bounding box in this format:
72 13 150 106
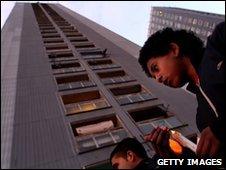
2 3 198 169
148 7 224 45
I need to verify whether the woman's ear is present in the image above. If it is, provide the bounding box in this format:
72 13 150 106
170 42 180 58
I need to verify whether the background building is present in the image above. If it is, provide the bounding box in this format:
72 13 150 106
148 7 224 45
2 3 198 169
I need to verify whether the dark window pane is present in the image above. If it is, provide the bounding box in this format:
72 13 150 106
165 117 184 128
77 137 97 153
129 95 142 103
95 134 114 147
139 123 155 135
70 82 82 89
113 77 123 83
95 100 108 109
123 76 135 82
152 119 170 128
117 97 131 105
102 78 113 85
140 93 156 101
58 83 70 91
65 104 80 115
112 129 128 142
82 81 95 87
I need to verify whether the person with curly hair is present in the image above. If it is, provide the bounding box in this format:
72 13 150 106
139 22 225 158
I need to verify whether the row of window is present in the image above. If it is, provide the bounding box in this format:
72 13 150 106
65 99 110 115
152 10 217 29
151 20 212 38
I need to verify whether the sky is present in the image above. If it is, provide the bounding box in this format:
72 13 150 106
1 1 225 46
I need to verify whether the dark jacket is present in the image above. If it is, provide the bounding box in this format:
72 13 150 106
134 157 157 169
187 21 225 143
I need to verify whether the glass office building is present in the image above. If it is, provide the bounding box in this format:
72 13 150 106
148 7 224 45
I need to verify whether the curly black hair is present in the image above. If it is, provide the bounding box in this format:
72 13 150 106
110 137 148 164
138 27 204 77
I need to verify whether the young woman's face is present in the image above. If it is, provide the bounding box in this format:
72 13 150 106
146 44 189 88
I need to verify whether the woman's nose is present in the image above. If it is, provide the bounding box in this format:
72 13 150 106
155 74 163 83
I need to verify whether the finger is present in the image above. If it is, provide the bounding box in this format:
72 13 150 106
200 139 211 157
196 134 205 156
209 141 219 157
156 127 168 145
156 128 164 145
144 128 157 141
162 131 170 147
151 127 161 143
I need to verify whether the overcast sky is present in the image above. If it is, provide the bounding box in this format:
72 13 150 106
1 1 225 46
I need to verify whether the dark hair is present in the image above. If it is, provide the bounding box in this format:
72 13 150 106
110 137 148 163
138 27 204 77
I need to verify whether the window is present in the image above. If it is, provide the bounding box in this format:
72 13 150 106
178 16 182 21
73 42 95 48
39 26 55 31
201 29 207 36
210 22 216 29
71 115 122 137
51 61 84 74
59 25 75 30
139 116 187 135
128 105 167 123
55 73 96 91
79 48 103 56
204 21 209 28
195 28 201 34
198 19 203 26
87 59 120 70
45 43 68 51
188 18 193 24
110 84 156 105
43 38 64 44
65 32 83 37
48 51 74 61
61 90 111 115
42 33 61 38
41 30 57 34
97 70 136 85
192 18 197 25
191 27 195 32
69 36 88 42
55 21 70 26
71 115 128 153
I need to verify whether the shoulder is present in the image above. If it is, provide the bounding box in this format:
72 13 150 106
204 21 225 60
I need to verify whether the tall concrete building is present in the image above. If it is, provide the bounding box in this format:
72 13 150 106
2 3 198 169
148 7 224 45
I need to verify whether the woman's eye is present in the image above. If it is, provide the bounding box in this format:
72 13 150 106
152 64 158 72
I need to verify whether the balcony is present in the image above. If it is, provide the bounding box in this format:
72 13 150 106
70 115 128 153
45 43 69 53
109 84 157 105
55 73 96 91
51 61 85 74
73 42 95 49
87 59 120 70
97 70 136 85
43 37 64 44
61 90 111 115
128 105 167 123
